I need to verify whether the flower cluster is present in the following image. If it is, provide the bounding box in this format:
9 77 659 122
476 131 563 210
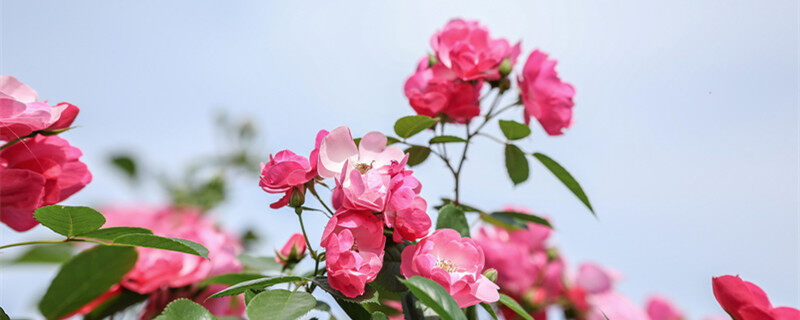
0 76 90 231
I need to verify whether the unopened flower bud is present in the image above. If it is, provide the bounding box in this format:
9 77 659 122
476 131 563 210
428 53 439 67
483 268 498 283
498 58 512 77
289 187 305 208
275 233 308 265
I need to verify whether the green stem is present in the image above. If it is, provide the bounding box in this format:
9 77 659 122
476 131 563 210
0 132 37 151
308 185 334 216
295 210 318 260
0 239 68 250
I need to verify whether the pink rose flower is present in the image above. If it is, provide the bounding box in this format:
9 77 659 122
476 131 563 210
404 58 482 123
275 232 307 265
259 130 328 208
0 135 91 231
336 166 392 212
101 206 243 294
317 126 405 180
401 229 500 307
0 75 79 141
321 209 386 298
429 19 520 81
573 263 648 320
384 169 431 242
517 50 576 136
712 275 800 320
645 295 684 320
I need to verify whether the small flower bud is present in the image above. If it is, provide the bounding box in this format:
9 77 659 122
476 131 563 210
483 268 498 283
275 233 308 265
289 187 305 208
498 58 512 77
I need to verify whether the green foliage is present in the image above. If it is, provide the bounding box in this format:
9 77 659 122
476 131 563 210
504 144 529 185
371 311 390 320
429 135 467 144
401 293 424 320
113 234 209 258
78 227 152 241
400 276 467 320
480 303 499 320
245 289 316 320
83 289 147 320
490 211 552 229
237 254 282 272
334 299 371 320
436 204 470 237
154 299 216 320
199 273 267 287
11 243 74 264
498 120 531 140
498 294 534 320
478 212 524 231
532 152 595 215
0 307 8 320
311 276 376 302
38 246 138 320
394 115 437 138
404 146 431 167
34 205 106 238
209 276 309 298
109 154 137 180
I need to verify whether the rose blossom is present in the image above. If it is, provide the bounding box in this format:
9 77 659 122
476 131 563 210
383 162 431 242
0 75 79 141
401 228 500 307
275 232 307 265
317 126 404 180
712 275 800 320
0 135 91 231
645 295 684 320
429 19 521 81
321 209 386 298
259 130 328 208
517 50 576 136
404 57 482 123
572 263 649 320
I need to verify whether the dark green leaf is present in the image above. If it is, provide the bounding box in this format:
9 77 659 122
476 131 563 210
238 254 282 272
78 227 152 241
371 312 389 320
405 146 431 167
490 211 552 229
11 243 73 264
199 273 266 287
504 144 529 185
244 290 259 305
335 299 371 320
354 138 362 147
154 299 215 320
209 276 309 298
110 154 137 180
113 234 209 258
479 212 524 231
498 120 531 140
394 115 437 138
245 289 315 320
429 135 467 144
480 303 498 320
0 307 8 320
311 276 375 302
498 294 533 320
386 136 401 145
400 276 467 320
438 199 482 213
435 204 469 237
401 293 424 320
39 246 138 320
83 289 148 320
34 205 106 238
532 152 595 215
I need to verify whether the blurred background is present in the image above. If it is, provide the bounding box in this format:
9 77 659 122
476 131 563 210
1 0 797 318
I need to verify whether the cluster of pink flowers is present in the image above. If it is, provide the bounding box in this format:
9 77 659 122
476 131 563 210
0 76 91 232
403 19 575 135
76 206 245 319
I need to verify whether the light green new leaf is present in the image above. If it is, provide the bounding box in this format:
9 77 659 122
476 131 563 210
154 299 215 320
429 135 467 144
78 227 152 241
38 246 137 320
209 276 308 298
245 289 316 320
504 144 529 185
394 115 437 138
498 120 531 140
400 276 467 320
34 205 106 238
498 294 533 320
436 204 469 237
113 234 209 258
532 152 595 215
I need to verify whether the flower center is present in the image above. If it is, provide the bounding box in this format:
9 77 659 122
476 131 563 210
435 258 457 273
354 162 373 174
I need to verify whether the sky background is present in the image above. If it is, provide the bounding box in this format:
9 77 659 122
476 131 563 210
1 1 798 319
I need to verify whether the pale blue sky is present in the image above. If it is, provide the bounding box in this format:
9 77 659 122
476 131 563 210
1 1 798 319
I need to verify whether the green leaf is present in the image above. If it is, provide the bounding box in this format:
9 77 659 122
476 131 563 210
0 307 8 320
386 136 401 145
11 243 73 264
435 204 469 237
334 299 371 320
532 152 595 215
399 276 467 320
110 154 137 180
244 290 259 305
245 289 315 320
480 303 498 320
34 205 106 238
314 301 331 312
113 234 209 258
429 135 467 144
498 120 531 140
238 254 282 272
478 212 524 231
498 294 533 320
490 211 552 229
209 276 309 298
394 115 437 138
78 227 152 241
504 144 529 185
371 311 390 320
199 273 267 287
83 289 148 320
354 138 362 147
38 246 138 320
154 299 216 320
401 292 424 320
311 276 376 302
404 146 431 167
